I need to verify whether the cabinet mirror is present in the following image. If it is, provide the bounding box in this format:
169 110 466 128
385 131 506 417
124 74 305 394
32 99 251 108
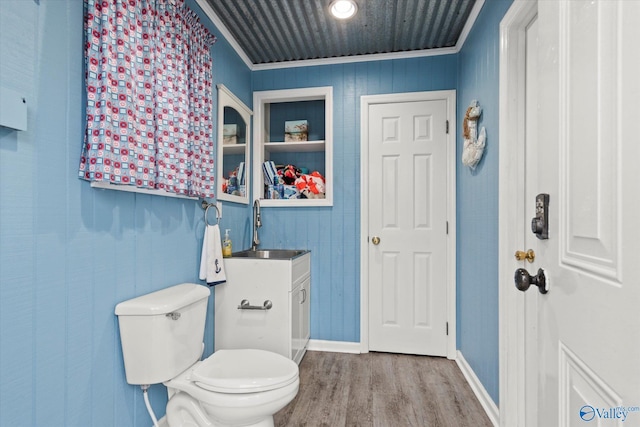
217 84 252 204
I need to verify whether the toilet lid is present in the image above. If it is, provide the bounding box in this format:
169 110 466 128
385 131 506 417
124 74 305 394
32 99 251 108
192 349 299 394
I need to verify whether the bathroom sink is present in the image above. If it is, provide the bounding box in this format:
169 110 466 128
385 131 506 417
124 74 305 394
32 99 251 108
232 249 308 260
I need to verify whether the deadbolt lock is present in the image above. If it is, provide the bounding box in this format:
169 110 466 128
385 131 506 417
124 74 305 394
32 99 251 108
515 249 535 263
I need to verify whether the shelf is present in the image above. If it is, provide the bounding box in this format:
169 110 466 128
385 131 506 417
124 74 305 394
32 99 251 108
216 84 252 205
222 143 246 155
253 86 333 207
258 197 333 207
264 140 325 153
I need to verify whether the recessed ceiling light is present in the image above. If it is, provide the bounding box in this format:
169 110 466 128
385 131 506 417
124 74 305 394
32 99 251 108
329 0 358 20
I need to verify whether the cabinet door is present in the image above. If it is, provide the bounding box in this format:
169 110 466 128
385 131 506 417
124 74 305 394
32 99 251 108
291 276 311 364
301 276 310 344
215 260 289 357
290 284 303 361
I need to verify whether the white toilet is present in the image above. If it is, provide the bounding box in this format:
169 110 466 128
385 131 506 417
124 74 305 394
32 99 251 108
115 283 299 427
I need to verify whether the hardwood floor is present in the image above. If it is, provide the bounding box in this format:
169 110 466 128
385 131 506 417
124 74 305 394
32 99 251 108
274 351 493 427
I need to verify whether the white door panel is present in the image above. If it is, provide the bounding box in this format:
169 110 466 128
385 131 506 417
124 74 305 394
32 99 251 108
368 100 448 356
529 1 640 425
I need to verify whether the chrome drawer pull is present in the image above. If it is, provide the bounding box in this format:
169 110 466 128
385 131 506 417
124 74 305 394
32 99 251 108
238 299 273 310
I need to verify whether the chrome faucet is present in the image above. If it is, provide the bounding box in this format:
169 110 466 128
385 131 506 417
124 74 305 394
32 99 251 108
252 199 261 251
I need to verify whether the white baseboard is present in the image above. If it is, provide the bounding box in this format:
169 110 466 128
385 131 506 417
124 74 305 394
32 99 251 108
455 350 499 427
307 339 361 354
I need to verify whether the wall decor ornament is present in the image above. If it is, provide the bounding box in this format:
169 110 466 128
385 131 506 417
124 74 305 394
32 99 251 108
461 100 486 170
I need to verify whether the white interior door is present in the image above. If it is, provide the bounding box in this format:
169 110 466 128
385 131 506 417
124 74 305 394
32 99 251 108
521 1 640 425
367 99 448 356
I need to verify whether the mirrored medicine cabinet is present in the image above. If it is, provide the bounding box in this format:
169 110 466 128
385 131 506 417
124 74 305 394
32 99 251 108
216 84 252 204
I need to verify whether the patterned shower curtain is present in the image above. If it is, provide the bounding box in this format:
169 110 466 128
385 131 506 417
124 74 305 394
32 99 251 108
79 0 217 198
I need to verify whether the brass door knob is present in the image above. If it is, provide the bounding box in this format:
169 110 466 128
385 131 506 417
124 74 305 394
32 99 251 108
515 249 535 263
371 236 381 245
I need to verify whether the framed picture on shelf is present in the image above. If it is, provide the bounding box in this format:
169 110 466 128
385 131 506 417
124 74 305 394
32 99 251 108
284 120 308 142
223 124 238 145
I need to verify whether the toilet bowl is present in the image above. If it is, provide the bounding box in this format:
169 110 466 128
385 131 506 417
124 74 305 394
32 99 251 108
165 349 299 427
114 283 299 427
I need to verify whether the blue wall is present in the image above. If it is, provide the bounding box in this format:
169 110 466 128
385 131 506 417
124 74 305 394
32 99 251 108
0 0 513 424
253 57 458 342
0 1 251 426
456 0 514 405
192 0 254 247
251 0 515 406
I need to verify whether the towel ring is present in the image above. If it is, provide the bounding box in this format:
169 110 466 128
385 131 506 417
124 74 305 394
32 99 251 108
203 203 220 226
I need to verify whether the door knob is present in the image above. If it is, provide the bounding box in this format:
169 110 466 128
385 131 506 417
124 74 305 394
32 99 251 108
514 268 549 294
515 249 535 263
371 236 381 245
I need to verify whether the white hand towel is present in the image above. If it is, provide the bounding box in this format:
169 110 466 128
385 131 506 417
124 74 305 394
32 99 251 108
199 224 227 286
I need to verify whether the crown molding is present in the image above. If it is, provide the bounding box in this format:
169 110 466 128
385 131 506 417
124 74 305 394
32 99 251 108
252 46 458 71
195 0 254 70
455 0 485 52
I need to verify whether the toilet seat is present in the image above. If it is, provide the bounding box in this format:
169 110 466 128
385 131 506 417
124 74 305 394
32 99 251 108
191 349 298 394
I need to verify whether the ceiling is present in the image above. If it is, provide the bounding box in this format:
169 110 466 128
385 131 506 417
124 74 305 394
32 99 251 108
202 0 481 68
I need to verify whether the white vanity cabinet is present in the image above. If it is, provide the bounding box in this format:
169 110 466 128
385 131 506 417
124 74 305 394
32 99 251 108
214 252 311 365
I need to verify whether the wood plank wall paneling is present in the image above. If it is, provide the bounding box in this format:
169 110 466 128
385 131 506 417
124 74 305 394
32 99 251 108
252 54 457 344
0 0 514 423
192 0 253 248
253 0 513 407
455 0 514 406
0 1 251 426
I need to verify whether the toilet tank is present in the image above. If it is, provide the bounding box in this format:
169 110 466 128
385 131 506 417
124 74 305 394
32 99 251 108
115 283 210 385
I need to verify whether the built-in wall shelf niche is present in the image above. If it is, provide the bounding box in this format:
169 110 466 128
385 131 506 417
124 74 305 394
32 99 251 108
253 86 333 207
217 84 252 204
